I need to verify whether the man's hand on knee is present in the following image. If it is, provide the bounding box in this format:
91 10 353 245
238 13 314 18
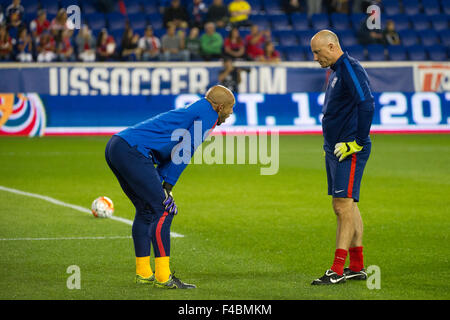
163 182 177 215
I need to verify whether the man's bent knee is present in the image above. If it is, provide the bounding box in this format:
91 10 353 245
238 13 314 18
332 197 354 217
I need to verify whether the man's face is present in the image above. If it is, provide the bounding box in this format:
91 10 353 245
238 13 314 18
217 103 234 125
310 39 334 68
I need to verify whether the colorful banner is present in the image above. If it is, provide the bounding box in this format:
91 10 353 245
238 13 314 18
1 92 449 136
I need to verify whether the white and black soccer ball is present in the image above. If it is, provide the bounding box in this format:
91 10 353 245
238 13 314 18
91 196 114 218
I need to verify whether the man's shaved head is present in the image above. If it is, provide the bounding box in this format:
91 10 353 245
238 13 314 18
205 85 236 125
310 29 344 68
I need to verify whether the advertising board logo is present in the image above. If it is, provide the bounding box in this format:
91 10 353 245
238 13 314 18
0 93 46 137
415 64 450 92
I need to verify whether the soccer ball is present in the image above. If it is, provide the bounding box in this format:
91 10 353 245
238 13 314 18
91 196 114 218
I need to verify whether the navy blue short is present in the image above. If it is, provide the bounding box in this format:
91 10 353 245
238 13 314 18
325 143 371 202
105 135 173 258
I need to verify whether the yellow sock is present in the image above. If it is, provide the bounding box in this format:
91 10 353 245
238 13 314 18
155 256 171 283
136 256 153 278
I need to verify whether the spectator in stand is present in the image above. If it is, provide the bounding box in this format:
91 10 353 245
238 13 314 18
383 20 401 46
283 0 304 14
245 24 268 61
96 28 116 61
37 30 56 62
357 16 383 45
228 0 252 28
0 24 13 61
5 0 24 23
262 41 281 63
188 0 208 29
223 27 245 60
206 0 229 29
6 9 25 41
163 0 189 29
138 26 161 61
76 24 96 62
56 29 75 61
328 0 349 14
185 26 202 61
218 57 241 93
160 23 189 61
306 0 322 16
50 8 70 38
120 27 141 61
200 21 223 61
16 27 33 62
30 9 50 43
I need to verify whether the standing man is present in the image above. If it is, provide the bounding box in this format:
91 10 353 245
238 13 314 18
105 85 235 289
310 30 375 285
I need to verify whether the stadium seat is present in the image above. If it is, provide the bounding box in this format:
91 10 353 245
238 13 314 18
143 2 159 15
430 14 449 31
40 0 59 15
422 0 441 15
402 0 420 15
125 1 143 15
86 13 106 32
439 29 450 46
347 45 366 61
80 0 97 14
274 31 298 46
406 45 427 60
366 44 386 61
338 30 358 47
383 0 401 15
398 30 418 46
443 0 450 15
310 14 330 30
296 30 316 46
262 0 284 14
291 13 309 30
350 13 366 29
107 12 127 31
61 0 80 8
330 13 350 31
148 13 164 30
426 45 447 61
418 29 440 46
388 14 410 31
23 1 40 15
284 46 306 61
387 45 407 61
247 0 263 14
270 14 292 30
128 13 148 30
411 14 430 31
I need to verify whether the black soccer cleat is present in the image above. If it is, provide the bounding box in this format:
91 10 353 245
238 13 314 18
311 269 346 285
343 268 367 280
154 273 196 289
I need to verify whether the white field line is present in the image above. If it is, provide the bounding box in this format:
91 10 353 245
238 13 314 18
0 236 132 241
0 185 184 238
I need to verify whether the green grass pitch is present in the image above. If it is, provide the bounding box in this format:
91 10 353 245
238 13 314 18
0 135 449 300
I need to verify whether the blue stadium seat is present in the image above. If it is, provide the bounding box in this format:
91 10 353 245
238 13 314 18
80 0 97 14
148 13 163 30
86 13 106 32
366 44 386 61
262 0 284 14
270 14 292 30
310 14 330 30
330 13 350 31
23 0 40 15
284 46 306 61
61 0 80 8
40 0 59 15
402 0 420 15
128 13 148 30
398 30 418 46
338 30 358 47
251 14 270 29
444 0 450 15
248 0 263 14
126 1 143 15
406 45 427 60
418 29 440 46
426 45 447 61
291 13 309 30
143 2 159 15
350 13 366 29
347 45 366 61
107 12 127 31
430 14 449 31
411 14 430 31
383 0 401 15
388 14 410 31
295 30 315 46
439 29 450 46
388 45 407 61
277 33 298 46
422 0 441 15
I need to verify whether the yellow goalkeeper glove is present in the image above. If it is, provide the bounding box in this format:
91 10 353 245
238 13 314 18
334 140 363 162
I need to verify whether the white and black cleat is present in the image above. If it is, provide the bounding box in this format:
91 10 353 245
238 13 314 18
343 268 367 280
311 269 346 285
